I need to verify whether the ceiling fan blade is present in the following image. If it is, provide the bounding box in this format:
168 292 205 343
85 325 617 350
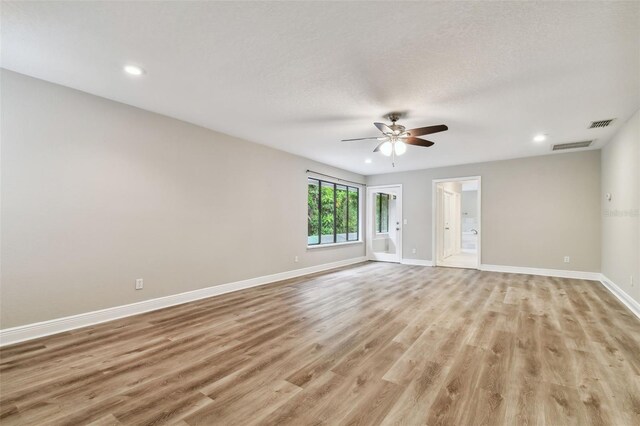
404 137 435 147
341 136 383 142
407 124 448 137
374 122 393 134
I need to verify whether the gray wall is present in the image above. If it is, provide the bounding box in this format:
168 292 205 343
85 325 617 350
367 151 601 272
0 68 617 329
601 109 639 304
1 70 365 328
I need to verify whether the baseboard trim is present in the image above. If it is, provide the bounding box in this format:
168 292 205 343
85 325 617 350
599 274 640 320
479 264 601 281
0 257 368 347
401 258 434 267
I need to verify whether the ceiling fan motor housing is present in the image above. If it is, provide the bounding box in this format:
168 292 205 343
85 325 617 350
388 124 406 135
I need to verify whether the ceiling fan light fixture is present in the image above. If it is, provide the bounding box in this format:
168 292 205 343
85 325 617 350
379 141 393 156
394 140 407 155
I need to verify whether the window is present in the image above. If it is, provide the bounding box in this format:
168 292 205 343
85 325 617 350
375 193 389 233
308 178 359 245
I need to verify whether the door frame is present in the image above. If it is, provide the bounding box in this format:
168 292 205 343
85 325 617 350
432 176 481 268
366 184 403 263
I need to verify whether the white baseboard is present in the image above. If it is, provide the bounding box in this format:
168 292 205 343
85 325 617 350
4 259 635 347
0 257 368 347
479 264 601 281
474 265 640 320
401 258 434 267
599 274 640 320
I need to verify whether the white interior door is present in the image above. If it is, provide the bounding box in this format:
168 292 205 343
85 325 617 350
366 185 402 263
443 190 454 258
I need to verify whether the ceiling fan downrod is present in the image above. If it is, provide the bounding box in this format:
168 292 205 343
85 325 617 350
388 112 401 124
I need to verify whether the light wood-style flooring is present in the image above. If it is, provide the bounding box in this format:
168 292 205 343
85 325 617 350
1 262 639 425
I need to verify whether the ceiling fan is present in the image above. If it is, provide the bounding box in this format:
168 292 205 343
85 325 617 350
342 113 448 166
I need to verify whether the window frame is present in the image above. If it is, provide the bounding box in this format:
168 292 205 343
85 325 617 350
307 177 361 247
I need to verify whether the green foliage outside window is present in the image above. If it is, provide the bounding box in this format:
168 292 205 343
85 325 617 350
308 178 359 245
376 193 389 233
320 181 334 242
307 180 319 244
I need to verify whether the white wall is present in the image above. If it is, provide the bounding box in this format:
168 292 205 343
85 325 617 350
0 70 365 328
367 151 601 272
601 110 640 304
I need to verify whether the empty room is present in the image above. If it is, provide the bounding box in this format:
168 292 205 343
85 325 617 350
1 1 639 425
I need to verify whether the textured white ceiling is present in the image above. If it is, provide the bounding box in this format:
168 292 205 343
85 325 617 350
2 1 639 175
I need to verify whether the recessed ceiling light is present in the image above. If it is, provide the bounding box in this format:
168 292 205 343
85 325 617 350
364 158 372 164
124 65 145 76
533 134 547 142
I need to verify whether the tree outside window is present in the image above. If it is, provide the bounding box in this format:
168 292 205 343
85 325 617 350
308 178 359 245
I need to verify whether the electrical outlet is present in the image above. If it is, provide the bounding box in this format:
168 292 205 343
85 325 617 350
294 256 299 263
563 256 570 263
135 278 144 290
631 276 634 287
403 219 408 225
412 248 417 254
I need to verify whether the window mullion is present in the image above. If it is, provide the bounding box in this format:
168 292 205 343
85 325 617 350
333 183 337 243
356 188 359 241
346 186 349 241
318 180 322 243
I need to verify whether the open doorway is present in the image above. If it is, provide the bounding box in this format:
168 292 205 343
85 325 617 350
433 177 481 269
366 185 402 263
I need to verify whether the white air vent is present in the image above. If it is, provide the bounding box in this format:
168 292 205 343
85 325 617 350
589 119 615 128
552 140 593 151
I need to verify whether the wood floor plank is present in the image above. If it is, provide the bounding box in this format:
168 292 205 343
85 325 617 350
1 262 639 425
426 344 487 425
542 382 588 426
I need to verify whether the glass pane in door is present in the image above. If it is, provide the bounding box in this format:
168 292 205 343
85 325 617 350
372 192 396 255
